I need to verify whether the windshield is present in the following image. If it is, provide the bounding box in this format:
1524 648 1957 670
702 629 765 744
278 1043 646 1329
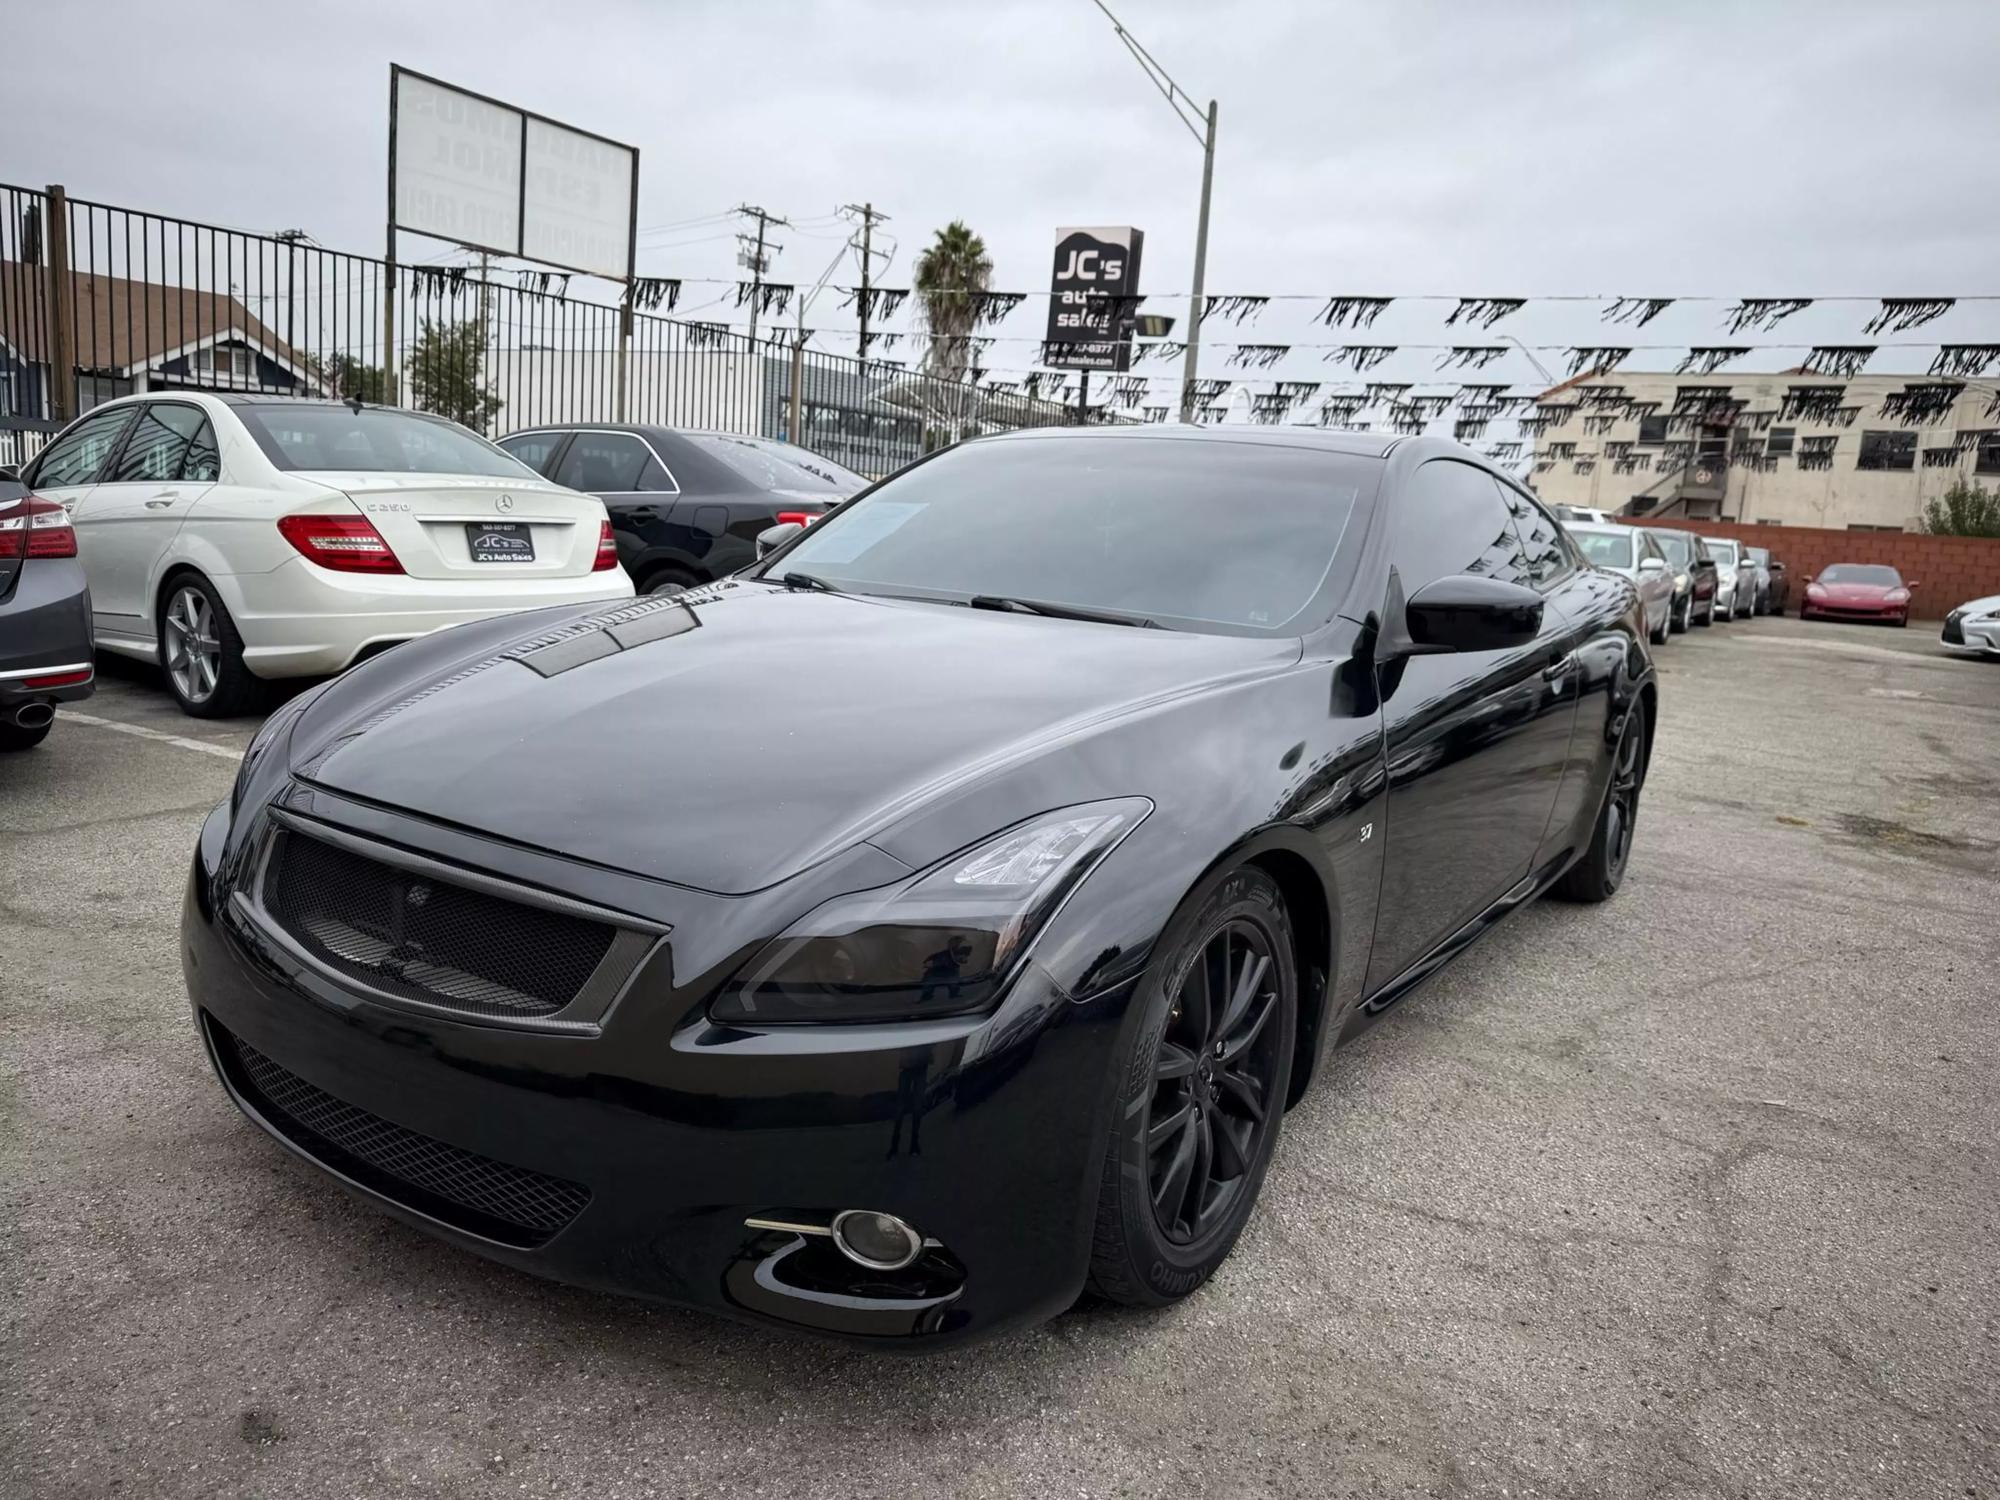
682 434 865 494
765 436 1374 636
1819 564 1903 586
235 405 534 478
1654 532 1692 566
1705 539 1739 564
1573 531 1635 568
1747 547 1770 565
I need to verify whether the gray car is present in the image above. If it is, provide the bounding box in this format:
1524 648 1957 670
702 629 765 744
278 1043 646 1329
1701 535 1758 620
0 470 96 750
1567 521 1674 643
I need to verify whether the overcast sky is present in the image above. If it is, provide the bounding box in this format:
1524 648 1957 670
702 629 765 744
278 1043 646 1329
7 0 1999 400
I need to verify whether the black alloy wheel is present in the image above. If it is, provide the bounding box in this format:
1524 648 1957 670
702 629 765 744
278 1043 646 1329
1555 698 1647 902
1147 918 1284 1245
1089 867 1297 1307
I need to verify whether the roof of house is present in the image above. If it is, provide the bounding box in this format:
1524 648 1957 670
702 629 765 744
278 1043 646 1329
0 262 305 374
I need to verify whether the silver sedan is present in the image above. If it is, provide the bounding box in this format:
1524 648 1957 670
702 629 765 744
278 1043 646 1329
1567 521 1674 644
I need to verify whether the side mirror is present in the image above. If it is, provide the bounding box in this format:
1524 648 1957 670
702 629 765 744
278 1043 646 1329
0 464 17 483
1906 580 1921 590
1801 574 1814 584
1403 574 1544 654
755 521 804 559
1639 557 1667 574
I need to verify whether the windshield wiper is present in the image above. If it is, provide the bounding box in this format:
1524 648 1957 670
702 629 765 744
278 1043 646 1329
968 595 1158 629
778 571 844 594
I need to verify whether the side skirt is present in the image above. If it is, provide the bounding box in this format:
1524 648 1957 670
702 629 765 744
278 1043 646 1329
1333 847 1579 1046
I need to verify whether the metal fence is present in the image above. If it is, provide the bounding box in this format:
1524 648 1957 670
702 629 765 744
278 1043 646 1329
1 182 1086 475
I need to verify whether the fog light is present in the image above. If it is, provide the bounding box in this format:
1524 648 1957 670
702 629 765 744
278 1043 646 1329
831 1209 924 1271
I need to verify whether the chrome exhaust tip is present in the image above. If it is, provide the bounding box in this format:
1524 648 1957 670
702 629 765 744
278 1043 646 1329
12 702 55 730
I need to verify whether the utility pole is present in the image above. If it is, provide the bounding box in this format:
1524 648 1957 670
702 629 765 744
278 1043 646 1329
1088 0 1218 424
735 204 789 344
840 202 889 363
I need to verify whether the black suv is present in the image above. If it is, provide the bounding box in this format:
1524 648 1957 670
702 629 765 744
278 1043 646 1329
497 425 866 595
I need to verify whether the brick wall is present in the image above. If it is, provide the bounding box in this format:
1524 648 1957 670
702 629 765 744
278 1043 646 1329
1628 518 2000 620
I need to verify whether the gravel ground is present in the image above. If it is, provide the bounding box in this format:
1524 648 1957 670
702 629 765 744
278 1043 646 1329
3 619 1995 1499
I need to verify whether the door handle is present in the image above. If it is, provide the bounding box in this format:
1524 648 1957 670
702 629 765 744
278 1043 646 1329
1541 651 1576 682
144 498 179 509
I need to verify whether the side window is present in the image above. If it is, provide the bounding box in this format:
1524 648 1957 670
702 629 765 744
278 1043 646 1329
109 403 206 482
553 432 650 493
30 406 136 489
498 431 565 477
182 418 220 482
637 454 678 491
1392 460 1532 597
1504 487 1576 589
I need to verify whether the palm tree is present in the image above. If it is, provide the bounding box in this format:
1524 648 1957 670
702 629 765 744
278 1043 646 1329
913 220 992 388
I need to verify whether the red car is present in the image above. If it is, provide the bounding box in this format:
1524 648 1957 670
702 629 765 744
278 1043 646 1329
1800 563 1915 626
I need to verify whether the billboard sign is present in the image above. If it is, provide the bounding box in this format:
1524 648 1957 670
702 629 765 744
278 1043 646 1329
1043 226 1144 372
390 66 636 281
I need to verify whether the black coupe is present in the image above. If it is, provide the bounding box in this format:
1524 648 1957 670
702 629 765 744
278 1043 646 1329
184 427 1656 1345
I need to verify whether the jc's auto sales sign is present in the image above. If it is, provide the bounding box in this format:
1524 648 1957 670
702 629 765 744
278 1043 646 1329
1043 226 1145 371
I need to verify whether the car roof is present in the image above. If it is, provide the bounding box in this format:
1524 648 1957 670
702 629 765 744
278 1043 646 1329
1565 521 1640 537
977 423 1405 460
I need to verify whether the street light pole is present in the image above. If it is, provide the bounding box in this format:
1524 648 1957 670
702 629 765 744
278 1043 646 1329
1180 101 1216 424
1088 0 1216 424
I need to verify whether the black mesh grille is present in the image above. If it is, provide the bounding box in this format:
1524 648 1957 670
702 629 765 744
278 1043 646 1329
217 1021 588 1247
262 830 614 1020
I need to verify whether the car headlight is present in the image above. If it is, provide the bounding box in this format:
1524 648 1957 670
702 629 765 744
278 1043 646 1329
1807 584 1826 599
711 798 1151 1025
232 684 326 810
1674 573 1688 591
1884 588 1910 604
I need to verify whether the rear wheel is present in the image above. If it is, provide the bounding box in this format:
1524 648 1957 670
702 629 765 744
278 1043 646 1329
1669 596 1689 634
159 575 262 719
640 564 700 596
1554 698 1646 903
0 718 52 752
1089 867 1296 1308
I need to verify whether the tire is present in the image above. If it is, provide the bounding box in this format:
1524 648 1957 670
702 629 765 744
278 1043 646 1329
0 718 52 751
1669 597 1689 635
158 574 262 719
1553 698 1647 903
640 565 700 597
1697 599 1713 627
1648 605 1670 646
1088 867 1297 1308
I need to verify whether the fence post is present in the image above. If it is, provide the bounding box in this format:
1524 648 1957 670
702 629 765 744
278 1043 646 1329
788 333 805 445
43 184 75 423
616 293 632 423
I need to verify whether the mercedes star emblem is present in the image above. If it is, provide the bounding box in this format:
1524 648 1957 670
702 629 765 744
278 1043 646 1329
496 494 515 513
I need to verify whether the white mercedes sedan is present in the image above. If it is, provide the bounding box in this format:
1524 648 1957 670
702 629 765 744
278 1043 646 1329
1566 521 1674 644
20 395 633 716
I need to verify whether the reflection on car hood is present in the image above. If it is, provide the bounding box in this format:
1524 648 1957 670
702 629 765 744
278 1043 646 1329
294 582 1297 894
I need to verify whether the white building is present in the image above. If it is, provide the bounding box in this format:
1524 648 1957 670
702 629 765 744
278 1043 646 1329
1526 370 2000 531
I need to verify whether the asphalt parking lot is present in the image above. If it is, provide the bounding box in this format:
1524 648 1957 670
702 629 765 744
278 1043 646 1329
4 619 1995 1500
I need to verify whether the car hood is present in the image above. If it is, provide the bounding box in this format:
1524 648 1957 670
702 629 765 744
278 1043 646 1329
1815 583 1898 603
292 582 1299 894
1951 594 2000 615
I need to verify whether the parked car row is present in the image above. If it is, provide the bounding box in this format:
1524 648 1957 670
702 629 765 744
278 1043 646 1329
0 397 870 742
1560 521 1776 639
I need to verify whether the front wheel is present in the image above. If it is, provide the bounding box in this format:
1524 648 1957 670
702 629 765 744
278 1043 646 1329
1649 604 1670 645
1089 867 1297 1308
1553 698 1646 903
1670 597 1690 634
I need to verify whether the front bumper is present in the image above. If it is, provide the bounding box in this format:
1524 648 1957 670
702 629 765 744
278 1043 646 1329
225 558 637 679
1942 612 2000 654
1801 600 1906 623
182 795 1131 1347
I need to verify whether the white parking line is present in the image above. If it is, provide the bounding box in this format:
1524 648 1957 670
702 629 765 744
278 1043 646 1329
61 710 245 763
